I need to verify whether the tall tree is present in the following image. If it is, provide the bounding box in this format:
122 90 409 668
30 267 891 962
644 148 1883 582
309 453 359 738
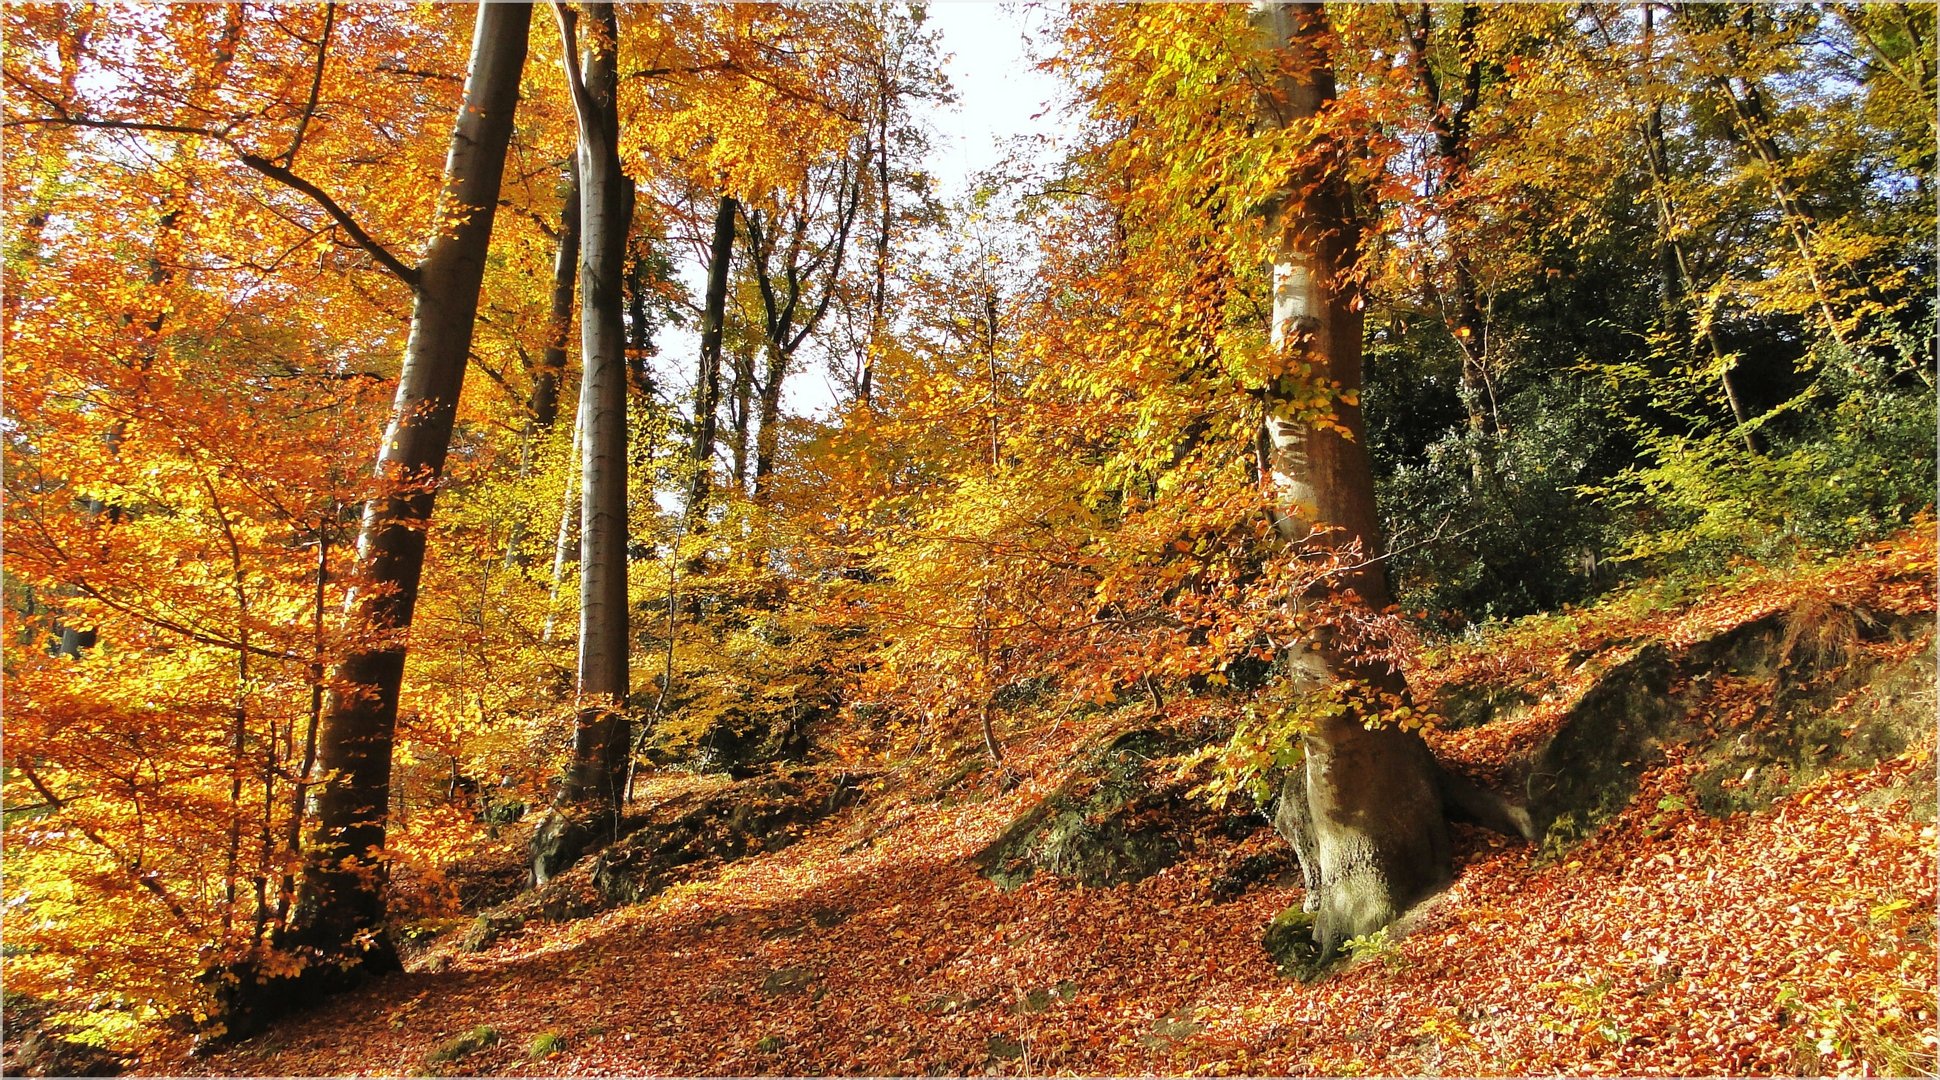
291 0 531 970
1253 1 1527 962
688 194 737 535
543 0 630 868
742 150 866 504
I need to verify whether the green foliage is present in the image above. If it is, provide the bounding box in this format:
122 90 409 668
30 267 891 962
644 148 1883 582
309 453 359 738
1341 928 1408 972
1376 375 1627 624
527 1031 567 1060
1606 329 1936 577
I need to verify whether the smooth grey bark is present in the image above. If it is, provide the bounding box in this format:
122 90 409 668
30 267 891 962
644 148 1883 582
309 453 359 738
293 1 531 967
1253 0 1525 963
555 1 629 825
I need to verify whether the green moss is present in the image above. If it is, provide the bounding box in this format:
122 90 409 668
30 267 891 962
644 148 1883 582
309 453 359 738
1262 905 1324 979
429 1025 499 1064
527 1031 566 1060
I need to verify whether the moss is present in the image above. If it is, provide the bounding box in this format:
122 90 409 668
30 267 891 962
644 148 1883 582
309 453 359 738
1689 643 1934 816
975 729 1186 890
527 1032 566 1060
428 1025 498 1065
1262 905 1324 980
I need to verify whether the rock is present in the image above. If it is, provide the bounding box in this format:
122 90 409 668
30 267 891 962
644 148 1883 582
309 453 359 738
975 729 1187 890
460 913 524 953
428 1025 498 1065
1522 606 1936 849
1208 849 1294 903
530 809 592 887
1142 1008 1203 1047
1262 905 1324 980
760 967 816 996
512 768 872 925
985 1035 1025 1062
1524 644 1677 847
1013 988 1054 1014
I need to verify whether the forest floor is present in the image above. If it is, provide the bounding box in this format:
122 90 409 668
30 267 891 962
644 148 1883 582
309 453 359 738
166 532 1937 1077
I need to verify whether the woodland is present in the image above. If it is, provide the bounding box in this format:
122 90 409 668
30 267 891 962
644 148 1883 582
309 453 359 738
1 1 1935 1076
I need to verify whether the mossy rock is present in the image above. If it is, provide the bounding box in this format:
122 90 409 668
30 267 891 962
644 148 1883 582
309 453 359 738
1262 905 1325 980
1525 645 1677 846
985 1035 1025 1062
974 729 1186 890
760 967 816 996
530 809 594 887
1689 630 1934 816
518 768 871 922
428 1026 498 1065
1523 606 1933 852
1208 849 1294 903
460 913 524 953
1435 680 1537 731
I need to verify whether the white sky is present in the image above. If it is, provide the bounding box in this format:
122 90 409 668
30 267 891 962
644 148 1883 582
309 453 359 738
918 1 1065 203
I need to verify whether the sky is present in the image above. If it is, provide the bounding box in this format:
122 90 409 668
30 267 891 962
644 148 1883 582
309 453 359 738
749 1 1065 419
917 1 1066 202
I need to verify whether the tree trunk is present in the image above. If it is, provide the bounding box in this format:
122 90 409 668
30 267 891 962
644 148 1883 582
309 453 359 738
688 195 736 533
502 163 581 569
533 160 581 431
752 342 787 505
729 340 754 492
291 0 529 969
1253 1 1523 963
556 1 630 830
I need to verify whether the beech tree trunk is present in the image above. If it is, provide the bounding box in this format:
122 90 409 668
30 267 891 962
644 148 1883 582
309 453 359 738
292 1 530 968
533 159 581 431
689 195 736 532
556 1 630 827
1252 1 1525 963
752 342 788 504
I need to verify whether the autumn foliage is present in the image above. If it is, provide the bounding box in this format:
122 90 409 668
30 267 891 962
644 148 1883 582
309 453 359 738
2 1 1933 1074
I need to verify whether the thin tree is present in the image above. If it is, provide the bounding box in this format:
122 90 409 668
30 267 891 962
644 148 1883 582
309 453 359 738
742 147 866 504
688 194 738 537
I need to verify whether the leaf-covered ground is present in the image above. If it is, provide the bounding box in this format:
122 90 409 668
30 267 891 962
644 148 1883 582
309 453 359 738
167 537 1937 1078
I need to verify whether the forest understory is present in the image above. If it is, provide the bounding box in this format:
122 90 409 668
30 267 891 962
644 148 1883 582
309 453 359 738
148 528 1936 1078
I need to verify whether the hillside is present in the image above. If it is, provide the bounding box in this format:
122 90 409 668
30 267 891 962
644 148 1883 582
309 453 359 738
143 531 1934 1078
6 5 1933 1076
